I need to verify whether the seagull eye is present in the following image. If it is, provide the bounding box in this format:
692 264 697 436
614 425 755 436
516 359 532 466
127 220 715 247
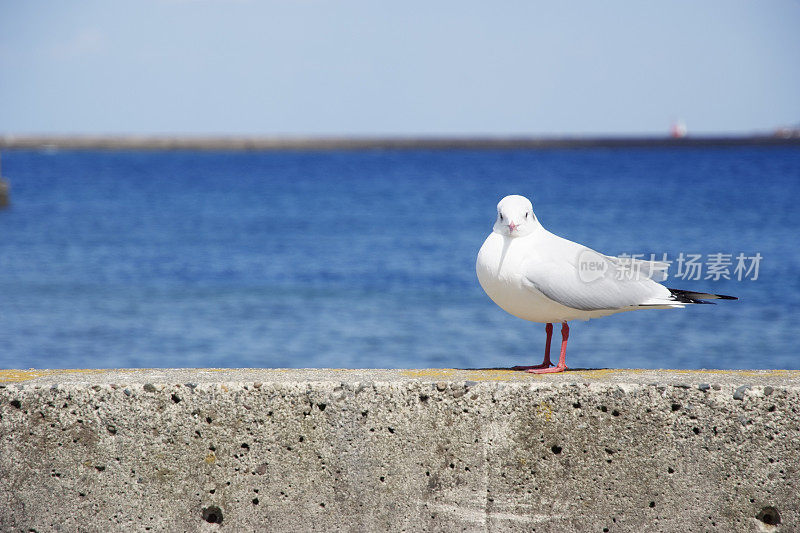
499 213 503 221
525 212 529 219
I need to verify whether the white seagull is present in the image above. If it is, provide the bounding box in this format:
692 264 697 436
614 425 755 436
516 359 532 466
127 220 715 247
476 195 736 373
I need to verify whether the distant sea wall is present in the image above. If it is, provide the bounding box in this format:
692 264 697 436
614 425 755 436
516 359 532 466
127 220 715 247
1 134 799 151
0 178 8 208
1 368 797 532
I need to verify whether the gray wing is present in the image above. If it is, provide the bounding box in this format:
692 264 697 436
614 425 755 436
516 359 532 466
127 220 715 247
602 254 669 282
523 251 670 311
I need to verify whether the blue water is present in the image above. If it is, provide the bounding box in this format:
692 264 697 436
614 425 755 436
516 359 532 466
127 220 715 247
1 148 799 370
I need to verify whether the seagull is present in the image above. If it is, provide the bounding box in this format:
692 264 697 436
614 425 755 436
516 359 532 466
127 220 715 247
476 195 736 374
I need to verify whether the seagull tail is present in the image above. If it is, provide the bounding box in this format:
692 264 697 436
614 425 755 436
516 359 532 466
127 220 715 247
667 288 738 305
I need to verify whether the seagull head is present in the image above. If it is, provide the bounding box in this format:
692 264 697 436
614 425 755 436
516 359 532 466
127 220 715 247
493 195 537 237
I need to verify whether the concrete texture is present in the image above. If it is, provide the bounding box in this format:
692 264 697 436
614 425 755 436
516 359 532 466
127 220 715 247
0 368 797 532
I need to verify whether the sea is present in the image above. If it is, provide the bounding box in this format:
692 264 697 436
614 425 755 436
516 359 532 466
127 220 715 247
1 147 798 370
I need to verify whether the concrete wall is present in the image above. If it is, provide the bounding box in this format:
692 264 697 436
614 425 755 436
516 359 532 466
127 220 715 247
0 368 797 532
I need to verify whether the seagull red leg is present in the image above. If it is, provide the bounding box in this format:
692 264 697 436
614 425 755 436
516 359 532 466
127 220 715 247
513 323 554 370
527 322 569 374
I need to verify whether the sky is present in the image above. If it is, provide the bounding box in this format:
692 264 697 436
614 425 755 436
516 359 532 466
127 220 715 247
0 0 798 137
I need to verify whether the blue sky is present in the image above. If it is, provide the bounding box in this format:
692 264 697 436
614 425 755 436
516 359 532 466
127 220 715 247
1 0 798 136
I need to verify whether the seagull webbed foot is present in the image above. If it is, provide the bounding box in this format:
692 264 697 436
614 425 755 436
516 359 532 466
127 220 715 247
512 362 554 370
526 364 568 374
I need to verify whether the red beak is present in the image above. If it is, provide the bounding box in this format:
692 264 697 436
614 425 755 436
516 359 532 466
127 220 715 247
508 222 518 232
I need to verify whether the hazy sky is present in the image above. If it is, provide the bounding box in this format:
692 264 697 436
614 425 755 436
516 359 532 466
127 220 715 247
1 0 798 136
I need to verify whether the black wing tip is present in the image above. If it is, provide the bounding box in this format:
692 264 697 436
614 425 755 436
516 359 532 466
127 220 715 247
667 288 738 304
714 294 738 300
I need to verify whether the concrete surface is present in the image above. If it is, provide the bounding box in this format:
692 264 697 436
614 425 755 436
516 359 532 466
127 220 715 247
0 368 798 532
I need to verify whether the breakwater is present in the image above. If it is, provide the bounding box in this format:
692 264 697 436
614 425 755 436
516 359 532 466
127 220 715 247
1 134 799 151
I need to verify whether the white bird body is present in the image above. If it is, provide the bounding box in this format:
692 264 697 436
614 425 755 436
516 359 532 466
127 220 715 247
476 196 681 324
477 230 581 323
476 222 682 323
475 195 735 373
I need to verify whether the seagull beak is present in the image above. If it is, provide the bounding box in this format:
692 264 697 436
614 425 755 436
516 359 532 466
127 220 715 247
508 221 518 232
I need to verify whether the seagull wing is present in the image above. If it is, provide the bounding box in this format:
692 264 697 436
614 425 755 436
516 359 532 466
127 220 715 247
602 254 670 282
523 248 673 311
